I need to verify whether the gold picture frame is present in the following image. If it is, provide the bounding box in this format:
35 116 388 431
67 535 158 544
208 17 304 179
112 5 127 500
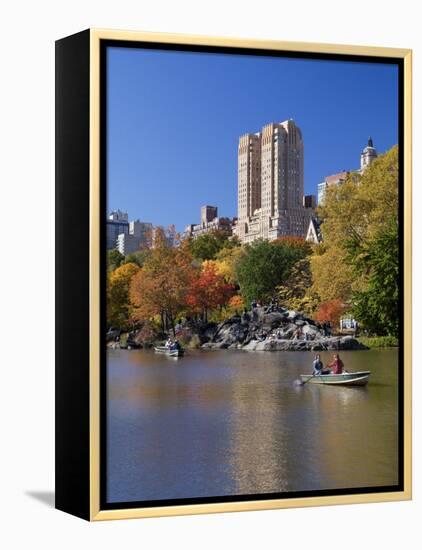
55 28 412 521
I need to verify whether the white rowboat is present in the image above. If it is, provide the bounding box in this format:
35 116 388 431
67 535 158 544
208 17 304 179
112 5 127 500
154 346 184 357
300 371 371 386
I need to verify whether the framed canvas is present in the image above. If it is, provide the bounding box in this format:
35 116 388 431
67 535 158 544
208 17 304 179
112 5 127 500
55 29 412 521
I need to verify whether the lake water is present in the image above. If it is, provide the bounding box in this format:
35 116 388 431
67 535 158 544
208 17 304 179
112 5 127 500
106 348 399 503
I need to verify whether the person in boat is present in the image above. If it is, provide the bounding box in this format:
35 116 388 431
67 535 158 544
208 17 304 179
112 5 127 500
170 339 181 351
312 354 325 374
312 354 331 375
165 337 173 349
328 353 344 374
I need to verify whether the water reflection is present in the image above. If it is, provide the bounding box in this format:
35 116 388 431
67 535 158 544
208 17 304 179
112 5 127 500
107 348 398 503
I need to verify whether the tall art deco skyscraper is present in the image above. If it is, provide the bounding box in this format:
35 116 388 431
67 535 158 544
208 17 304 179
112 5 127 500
234 119 313 243
237 132 261 222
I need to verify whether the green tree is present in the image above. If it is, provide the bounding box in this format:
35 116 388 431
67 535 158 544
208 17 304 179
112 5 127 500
349 220 399 336
235 239 306 305
124 250 151 268
189 230 239 262
107 249 124 272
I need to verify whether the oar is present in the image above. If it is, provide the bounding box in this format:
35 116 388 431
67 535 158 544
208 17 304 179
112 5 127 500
299 372 317 386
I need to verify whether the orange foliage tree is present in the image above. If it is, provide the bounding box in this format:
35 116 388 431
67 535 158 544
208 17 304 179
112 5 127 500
228 294 244 313
315 299 346 327
130 234 196 335
186 261 235 322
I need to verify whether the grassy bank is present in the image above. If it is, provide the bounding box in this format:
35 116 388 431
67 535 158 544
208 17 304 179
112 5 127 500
358 335 399 348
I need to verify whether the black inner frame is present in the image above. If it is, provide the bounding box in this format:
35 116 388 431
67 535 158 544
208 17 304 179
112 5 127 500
99 39 405 511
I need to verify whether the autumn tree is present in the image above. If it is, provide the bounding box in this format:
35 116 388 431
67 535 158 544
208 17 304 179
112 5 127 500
315 299 346 327
310 244 356 304
107 262 140 330
311 146 399 335
186 261 234 322
130 236 196 335
274 236 312 256
214 246 244 285
277 257 318 315
228 295 244 314
152 225 180 249
310 178 365 304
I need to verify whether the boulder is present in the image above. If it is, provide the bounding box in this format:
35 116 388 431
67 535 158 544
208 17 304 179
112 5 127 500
106 329 120 342
199 306 368 352
287 310 298 321
230 335 367 352
302 324 319 335
262 312 286 328
280 326 296 339
241 311 251 324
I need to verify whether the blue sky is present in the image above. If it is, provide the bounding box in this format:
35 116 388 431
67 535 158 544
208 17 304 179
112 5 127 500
107 47 398 232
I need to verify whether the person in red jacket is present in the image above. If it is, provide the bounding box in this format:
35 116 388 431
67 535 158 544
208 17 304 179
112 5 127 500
328 353 344 374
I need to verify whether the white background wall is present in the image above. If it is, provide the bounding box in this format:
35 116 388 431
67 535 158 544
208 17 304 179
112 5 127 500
0 1 419 548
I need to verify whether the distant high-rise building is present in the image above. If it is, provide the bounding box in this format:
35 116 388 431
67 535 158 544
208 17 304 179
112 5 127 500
317 171 349 205
317 138 378 205
312 138 379 243
130 220 153 247
303 195 316 209
184 206 234 239
117 219 153 255
201 205 218 226
360 137 378 172
106 210 129 250
108 209 128 222
116 233 135 256
238 133 262 222
234 119 313 243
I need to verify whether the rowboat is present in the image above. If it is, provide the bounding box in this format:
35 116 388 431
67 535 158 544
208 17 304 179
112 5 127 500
154 346 184 358
300 371 371 386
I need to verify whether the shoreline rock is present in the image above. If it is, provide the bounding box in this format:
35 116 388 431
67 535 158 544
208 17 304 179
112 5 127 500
110 305 368 352
202 336 367 351
200 306 368 351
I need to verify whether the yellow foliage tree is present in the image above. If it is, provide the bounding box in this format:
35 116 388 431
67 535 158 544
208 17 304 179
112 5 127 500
107 262 140 330
310 146 398 308
277 257 319 314
310 246 355 304
214 246 244 284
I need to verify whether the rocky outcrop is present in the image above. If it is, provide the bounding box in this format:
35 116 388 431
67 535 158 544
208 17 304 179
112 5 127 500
111 306 367 352
239 335 366 352
201 306 367 351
